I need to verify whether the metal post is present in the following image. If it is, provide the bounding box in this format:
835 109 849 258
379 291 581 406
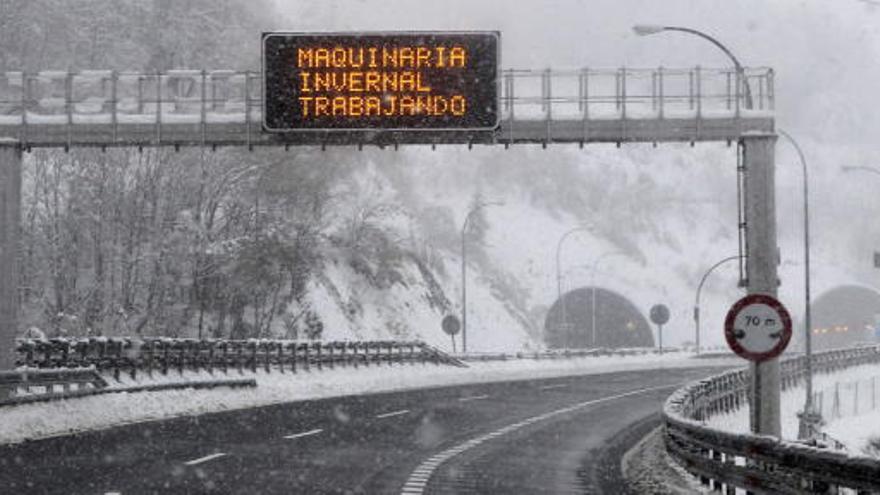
591 251 624 348
695 255 741 355
742 135 781 436
0 143 22 372
556 227 592 333
779 129 820 440
461 229 467 353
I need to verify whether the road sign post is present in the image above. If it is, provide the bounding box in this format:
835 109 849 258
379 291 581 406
650 304 670 354
741 135 782 437
442 314 461 353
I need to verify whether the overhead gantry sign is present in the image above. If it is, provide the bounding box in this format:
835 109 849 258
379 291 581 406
262 32 500 132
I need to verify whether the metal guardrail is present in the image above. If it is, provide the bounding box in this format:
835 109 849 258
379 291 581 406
15 337 466 381
0 67 774 147
458 346 683 362
0 371 255 407
0 367 107 404
664 345 880 493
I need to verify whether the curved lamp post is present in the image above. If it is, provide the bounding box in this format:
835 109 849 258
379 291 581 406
461 201 502 353
694 255 742 354
778 129 818 440
556 226 594 332
590 251 627 347
632 25 753 109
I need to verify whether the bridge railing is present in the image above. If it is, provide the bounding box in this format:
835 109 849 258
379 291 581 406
13 337 466 382
501 66 772 121
664 345 880 493
0 66 772 130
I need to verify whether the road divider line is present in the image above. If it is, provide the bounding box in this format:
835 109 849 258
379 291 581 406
399 382 684 495
284 428 323 440
539 384 567 390
376 409 410 419
458 394 490 402
184 453 226 466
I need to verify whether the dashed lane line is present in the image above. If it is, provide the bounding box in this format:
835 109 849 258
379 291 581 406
458 394 490 402
184 453 227 466
398 382 683 495
283 428 323 440
539 384 568 390
376 409 410 419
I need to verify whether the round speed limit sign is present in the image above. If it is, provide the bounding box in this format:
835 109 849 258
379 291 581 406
724 294 792 361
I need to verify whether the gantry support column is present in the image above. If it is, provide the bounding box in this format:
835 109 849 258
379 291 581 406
742 134 781 437
0 143 21 372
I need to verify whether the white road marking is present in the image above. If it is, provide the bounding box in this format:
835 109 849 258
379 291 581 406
458 394 490 402
184 453 226 466
399 382 684 494
539 384 568 390
376 409 410 419
283 428 323 440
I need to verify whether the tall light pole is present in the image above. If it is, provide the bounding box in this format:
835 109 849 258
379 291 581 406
556 226 593 333
461 201 502 353
695 255 742 354
590 251 627 348
635 25 785 438
632 25 753 109
777 129 819 440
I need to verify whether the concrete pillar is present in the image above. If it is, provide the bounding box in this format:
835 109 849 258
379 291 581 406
742 135 782 437
0 143 21 371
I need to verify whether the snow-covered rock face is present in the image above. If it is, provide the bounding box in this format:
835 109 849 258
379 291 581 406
292 137 880 353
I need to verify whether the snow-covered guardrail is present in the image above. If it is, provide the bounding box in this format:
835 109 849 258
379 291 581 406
0 367 107 403
663 345 880 493
14 338 466 381
458 346 683 362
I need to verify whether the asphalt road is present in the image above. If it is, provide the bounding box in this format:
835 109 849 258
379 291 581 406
0 366 722 494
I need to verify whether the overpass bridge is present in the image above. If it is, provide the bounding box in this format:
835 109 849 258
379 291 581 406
0 66 773 147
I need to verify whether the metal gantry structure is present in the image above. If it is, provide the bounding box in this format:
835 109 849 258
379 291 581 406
0 66 779 435
0 67 773 147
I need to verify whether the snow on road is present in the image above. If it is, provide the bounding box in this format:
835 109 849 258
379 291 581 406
0 352 736 445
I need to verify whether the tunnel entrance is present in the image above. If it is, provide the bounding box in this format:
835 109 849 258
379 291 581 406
543 287 653 349
796 285 880 351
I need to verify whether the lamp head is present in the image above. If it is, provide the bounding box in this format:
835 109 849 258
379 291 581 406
633 24 666 36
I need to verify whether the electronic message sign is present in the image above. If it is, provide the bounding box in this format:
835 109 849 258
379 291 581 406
262 32 499 132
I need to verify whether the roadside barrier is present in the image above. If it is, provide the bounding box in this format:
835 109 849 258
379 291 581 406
663 344 880 493
15 338 466 380
458 346 684 362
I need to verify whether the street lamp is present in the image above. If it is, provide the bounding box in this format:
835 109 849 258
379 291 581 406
777 129 819 440
632 25 753 109
556 226 594 332
694 255 742 354
590 251 627 348
461 201 502 353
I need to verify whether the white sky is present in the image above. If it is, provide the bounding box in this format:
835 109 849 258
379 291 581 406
271 0 880 146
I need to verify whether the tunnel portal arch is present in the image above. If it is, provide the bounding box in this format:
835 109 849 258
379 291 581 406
795 284 880 351
543 287 654 349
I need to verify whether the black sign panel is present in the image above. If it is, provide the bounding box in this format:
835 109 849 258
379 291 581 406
262 32 499 132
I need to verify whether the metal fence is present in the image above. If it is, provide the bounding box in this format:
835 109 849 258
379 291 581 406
813 374 880 423
0 67 774 144
664 345 880 493
15 337 466 381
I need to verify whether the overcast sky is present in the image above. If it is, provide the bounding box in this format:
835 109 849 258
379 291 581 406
270 0 880 148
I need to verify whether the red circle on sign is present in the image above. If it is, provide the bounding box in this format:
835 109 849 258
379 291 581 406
723 293 792 362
